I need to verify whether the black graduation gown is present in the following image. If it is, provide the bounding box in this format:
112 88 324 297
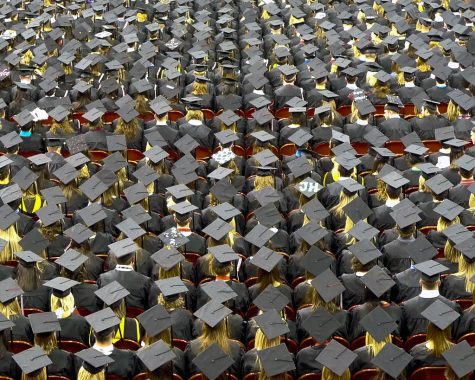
382 238 414 274
97 269 158 310
105 347 139 379
20 285 50 311
341 273 366 310
185 339 244 378
295 345 324 378
47 348 75 379
407 344 448 377
193 314 244 342
194 281 249 315
400 295 460 340
73 282 102 314
169 309 194 342
350 347 376 374
379 118 412 140
5 315 33 343
58 314 90 345
440 275 472 301
455 308 475 340
0 351 20 379
391 267 422 304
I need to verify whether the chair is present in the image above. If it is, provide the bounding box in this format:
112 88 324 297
385 140 405 155
190 374 238 380
103 112 119 123
2 260 18 268
172 338 188 351
280 143 297 157
138 112 155 122
89 150 109 163
423 140 442 153
245 374 294 380
246 337 298 354
58 340 88 353
350 335 366 350
454 299 473 310
201 109 215 121
73 112 88 125
352 141 369 156
458 332 475 346
168 110 185 122
23 308 43 316
307 108 315 118
185 252 201 266
337 105 352 117
114 339 141 351
47 376 70 380
244 277 258 287
127 149 145 163
105 375 126 380
195 146 212 160
437 103 448 114
409 366 447 380
404 186 419 195
232 145 246 157
126 306 144 318
0 376 14 380
8 340 33 353
352 369 380 380
298 374 322 380
402 104 417 119
374 104 385 118
245 107 256 119
291 276 306 289
19 150 42 158
275 107 290 119
133 374 182 380
76 307 91 316
404 333 427 351
314 142 331 157
418 226 437 235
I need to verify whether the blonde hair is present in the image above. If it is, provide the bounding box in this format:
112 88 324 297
0 299 21 319
135 94 150 115
426 323 453 357
185 110 204 121
322 367 351 380
447 101 459 122
455 259 475 293
366 332 391 357
50 293 75 319
444 239 461 263
0 225 21 263
34 332 57 355
50 119 74 135
22 368 47 380
330 191 357 218
376 178 388 202
437 216 459 233
191 82 208 95
416 58 431 72
157 293 185 311
198 320 230 353
78 367 105 380
115 118 140 140
157 264 181 280
310 287 340 313
254 175 274 191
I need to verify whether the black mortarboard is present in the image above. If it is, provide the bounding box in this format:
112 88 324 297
404 235 436 264
0 278 23 304
257 344 296 377
152 246 184 271
0 312 15 332
13 346 52 375
19 229 49 255
349 239 382 265
286 156 312 178
40 187 67 206
29 312 61 334
158 228 189 248
156 277 188 298
136 340 176 372
192 343 234 380
361 266 395 297
106 135 127 152
301 306 342 343
211 202 240 221
194 300 232 328
85 308 120 334
79 175 108 202
301 198 329 222
434 199 464 221
442 341 475 378
296 222 329 245
94 281 130 306
349 220 379 241
201 280 237 304
0 184 22 205
288 129 312 147
44 276 79 298
360 306 397 342
424 174 453 194
245 224 276 248
254 203 283 228
342 198 372 223
371 343 413 379
296 178 322 199
13 109 34 127
13 167 38 190
123 182 149 205
207 245 239 264
108 238 137 259
251 130 275 142
421 299 460 330
116 218 146 240
76 348 114 374
414 260 450 282
253 285 289 311
390 206 421 228
300 246 333 276
434 126 455 142
316 339 357 376
443 223 472 245
55 249 88 273
311 269 345 303
254 309 289 340
202 218 232 241
455 238 475 262
0 204 19 230
36 204 63 227
53 163 79 185
137 305 172 337
335 153 361 171
250 247 282 273
0 131 23 149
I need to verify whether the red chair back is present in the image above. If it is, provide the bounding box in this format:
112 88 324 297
423 140 442 153
8 340 33 353
127 149 145 163
275 108 290 119
352 142 369 155
2 260 18 268
409 366 447 380
352 369 379 380
402 104 417 119
47 376 70 380
232 145 246 157
168 110 185 122
89 150 109 163
314 142 331 157
280 143 297 157
0 376 14 380
455 299 473 311
76 308 91 317
195 146 212 160
138 112 155 122
172 338 188 351
105 375 125 380
103 112 119 123
126 307 144 318
298 373 322 380
291 276 306 289
404 334 427 351
385 140 405 155
458 332 475 347
337 105 352 117
58 340 88 353
185 252 201 266
114 339 141 351
23 308 43 316
201 109 215 121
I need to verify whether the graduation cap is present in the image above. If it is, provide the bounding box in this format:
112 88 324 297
443 223 472 245
136 340 176 373
245 224 277 248
254 308 288 342
108 238 137 259
334 153 361 171
371 342 413 379
254 203 283 228
94 281 130 306
85 308 120 334
348 220 379 241
76 348 114 375
137 305 172 338
390 206 422 228
253 285 289 311
0 204 19 230
194 300 232 328
349 239 382 265
454 237 475 263
299 246 333 276
158 228 189 248
0 131 22 149
192 343 234 380
151 245 184 271
342 198 372 223
54 249 88 273
421 299 460 330
257 344 295 377
0 312 15 332
201 280 237 304
296 222 329 246
36 204 63 227
208 244 239 264
13 167 38 190
156 277 189 298
442 341 475 378
316 339 357 376
296 177 322 199
211 202 240 221
414 260 450 282
66 135 88 155
301 306 342 343
361 266 395 297
250 246 283 273
301 198 329 222
0 277 23 304
424 174 453 194
13 346 52 375
311 269 345 303
434 199 464 221
19 229 49 255
123 182 149 205
360 306 398 342
29 311 61 334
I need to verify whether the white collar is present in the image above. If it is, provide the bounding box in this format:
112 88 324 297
448 61 459 69
189 119 202 126
436 83 447 88
253 89 265 95
405 82 415 87
388 114 400 119
356 119 368 125
386 199 400 207
93 343 114 355
420 289 440 298
116 264 133 272
347 83 358 90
